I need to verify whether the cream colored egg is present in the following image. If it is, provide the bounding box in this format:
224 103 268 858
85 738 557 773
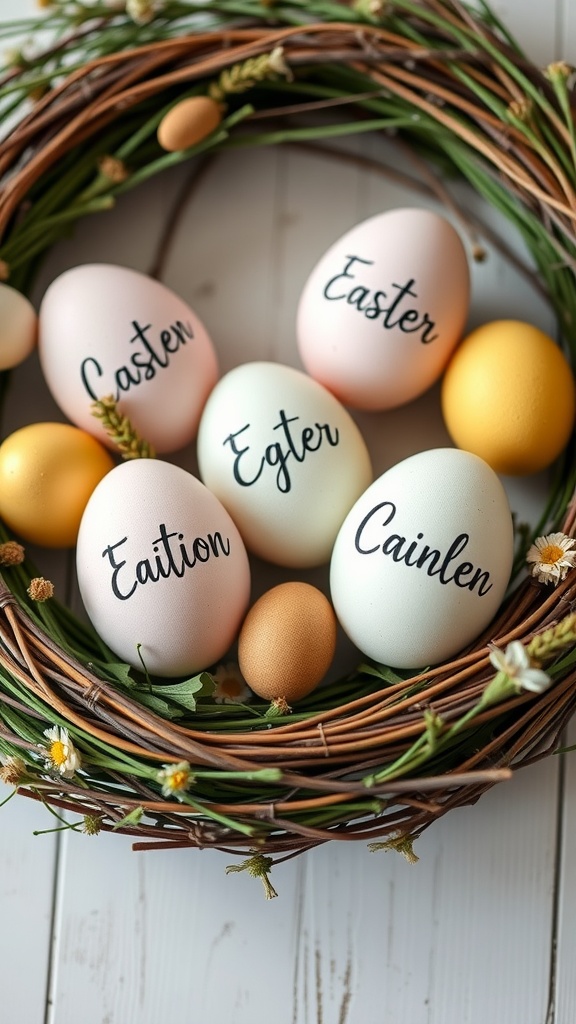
0 283 37 370
0 422 115 547
330 448 514 668
197 361 373 568
76 459 251 677
157 95 222 152
238 582 337 702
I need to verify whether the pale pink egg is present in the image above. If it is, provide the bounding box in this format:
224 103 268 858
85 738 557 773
76 459 251 677
39 263 218 453
297 207 470 410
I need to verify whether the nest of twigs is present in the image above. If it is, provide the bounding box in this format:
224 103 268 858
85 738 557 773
1 0 576 891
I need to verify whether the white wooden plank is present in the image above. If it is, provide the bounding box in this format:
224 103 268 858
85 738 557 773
162 146 284 374
469 0 559 66
0 784 58 1022
557 0 576 63
553 719 576 1023
42 750 558 1024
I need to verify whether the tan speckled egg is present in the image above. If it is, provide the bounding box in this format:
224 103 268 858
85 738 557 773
157 95 222 152
238 582 338 703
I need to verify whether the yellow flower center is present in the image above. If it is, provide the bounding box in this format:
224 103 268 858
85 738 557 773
168 770 188 791
220 677 244 698
50 740 67 767
540 544 565 564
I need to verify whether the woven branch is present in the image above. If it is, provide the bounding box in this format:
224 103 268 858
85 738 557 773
0 0 575 867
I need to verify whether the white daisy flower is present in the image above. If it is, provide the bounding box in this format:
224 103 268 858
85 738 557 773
488 640 551 694
41 726 82 778
156 761 193 798
526 532 576 584
212 662 252 704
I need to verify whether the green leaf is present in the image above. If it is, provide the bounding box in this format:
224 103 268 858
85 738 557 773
112 806 145 830
145 671 216 714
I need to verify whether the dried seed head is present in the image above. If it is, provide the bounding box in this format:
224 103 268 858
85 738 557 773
0 755 29 786
27 577 55 602
0 541 25 566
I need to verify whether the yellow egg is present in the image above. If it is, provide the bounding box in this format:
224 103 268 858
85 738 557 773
0 423 115 547
441 320 576 475
238 582 337 703
157 95 222 153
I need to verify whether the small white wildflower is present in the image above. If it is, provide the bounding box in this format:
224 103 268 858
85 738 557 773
212 662 252 704
41 726 81 778
126 0 163 25
526 532 576 584
156 761 193 798
488 640 551 694
268 47 293 81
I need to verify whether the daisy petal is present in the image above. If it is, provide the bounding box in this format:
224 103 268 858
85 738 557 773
517 668 552 693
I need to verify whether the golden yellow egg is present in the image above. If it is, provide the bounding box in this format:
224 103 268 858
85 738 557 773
238 582 338 703
0 423 115 547
157 95 222 153
441 320 576 475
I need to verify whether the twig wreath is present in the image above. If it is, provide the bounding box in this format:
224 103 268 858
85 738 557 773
0 0 576 897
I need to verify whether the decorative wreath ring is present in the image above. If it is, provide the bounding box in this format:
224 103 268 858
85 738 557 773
1 0 576 896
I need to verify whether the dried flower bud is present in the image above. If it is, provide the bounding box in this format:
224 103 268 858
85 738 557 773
0 260 10 282
0 755 29 786
126 0 162 25
507 98 533 123
353 0 389 19
271 696 291 716
98 155 129 183
547 61 574 84
0 541 25 566
27 577 55 602
82 814 104 836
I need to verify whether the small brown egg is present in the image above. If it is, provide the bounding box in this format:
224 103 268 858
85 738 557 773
157 95 222 153
238 582 337 703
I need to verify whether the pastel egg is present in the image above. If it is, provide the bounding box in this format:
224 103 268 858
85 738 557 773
441 320 576 475
0 422 114 547
330 448 514 668
238 582 338 702
157 95 222 152
38 263 219 454
76 459 251 677
196 361 373 568
296 207 470 410
0 282 37 370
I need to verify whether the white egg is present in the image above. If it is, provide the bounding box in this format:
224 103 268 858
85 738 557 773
297 207 470 410
330 448 514 668
38 263 219 453
197 361 373 568
76 459 251 677
0 282 37 369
